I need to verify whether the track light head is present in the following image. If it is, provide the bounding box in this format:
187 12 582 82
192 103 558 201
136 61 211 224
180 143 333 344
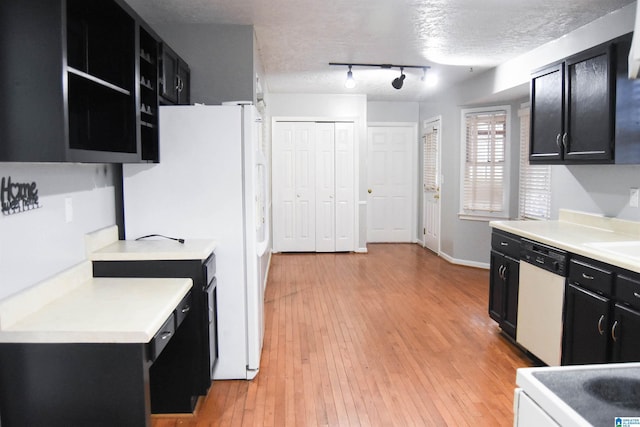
392 68 406 90
345 65 355 89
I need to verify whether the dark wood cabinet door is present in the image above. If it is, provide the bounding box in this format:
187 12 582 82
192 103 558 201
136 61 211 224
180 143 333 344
488 251 519 339
502 256 519 339
177 60 191 104
564 45 614 162
562 283 610 365
611 303 640 362
160 43 179 104
530 63 564 163
489 251 506 324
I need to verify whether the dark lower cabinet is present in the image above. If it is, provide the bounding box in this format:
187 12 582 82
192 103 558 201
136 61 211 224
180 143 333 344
489 230 521 339
562 283 610 365
562 258 640 365
93 254 216 412
489 251 520 339
611 303 640 362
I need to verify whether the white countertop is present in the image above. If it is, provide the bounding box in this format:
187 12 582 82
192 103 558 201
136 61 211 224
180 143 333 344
0 262 192 343
91 239 217 261
491 210 640 273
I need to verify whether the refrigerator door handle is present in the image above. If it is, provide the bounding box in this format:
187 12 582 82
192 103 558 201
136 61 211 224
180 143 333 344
255 149 269 257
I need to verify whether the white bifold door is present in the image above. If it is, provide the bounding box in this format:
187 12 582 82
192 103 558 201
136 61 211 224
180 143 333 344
273 121 355 252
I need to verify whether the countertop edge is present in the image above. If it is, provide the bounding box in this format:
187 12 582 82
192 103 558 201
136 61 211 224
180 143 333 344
491 220 640 274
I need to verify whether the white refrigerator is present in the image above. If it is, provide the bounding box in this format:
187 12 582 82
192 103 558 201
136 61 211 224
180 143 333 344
123 104 269 380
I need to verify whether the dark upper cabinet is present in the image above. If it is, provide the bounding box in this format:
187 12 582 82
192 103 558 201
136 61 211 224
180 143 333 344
530 33 640 164
159 43 191 105
530 63 564 162
0 0 161 163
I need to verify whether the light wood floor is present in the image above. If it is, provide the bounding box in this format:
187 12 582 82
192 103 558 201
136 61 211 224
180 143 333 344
152 244 534 427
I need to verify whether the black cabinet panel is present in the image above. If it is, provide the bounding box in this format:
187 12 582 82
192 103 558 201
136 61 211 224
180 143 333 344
0 0 164 163
563 283 610 365
530 64 564 162
488 230 520 339
611 303 640 362
564 47 613 161
159 42 190 105
529 33 640 164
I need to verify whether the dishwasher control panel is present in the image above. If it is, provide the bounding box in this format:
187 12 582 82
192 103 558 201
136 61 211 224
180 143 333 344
521 239 568 276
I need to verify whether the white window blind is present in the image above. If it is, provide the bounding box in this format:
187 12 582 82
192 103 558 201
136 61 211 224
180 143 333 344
518 107 551 219
423 124 438 191
461 109 508 218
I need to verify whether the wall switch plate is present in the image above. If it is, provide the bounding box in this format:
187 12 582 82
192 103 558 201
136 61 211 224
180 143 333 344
630 188 639 208
65 197 73 223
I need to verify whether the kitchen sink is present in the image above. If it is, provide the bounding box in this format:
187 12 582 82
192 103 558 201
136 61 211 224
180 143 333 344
584 376 640 410
584 240 640 260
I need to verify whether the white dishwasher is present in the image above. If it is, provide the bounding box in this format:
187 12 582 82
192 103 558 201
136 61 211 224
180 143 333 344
516 239 568 366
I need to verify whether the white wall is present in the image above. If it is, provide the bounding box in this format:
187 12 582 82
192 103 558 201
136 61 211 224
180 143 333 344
419 4 638 266
269 93 368 251
0 163 116 301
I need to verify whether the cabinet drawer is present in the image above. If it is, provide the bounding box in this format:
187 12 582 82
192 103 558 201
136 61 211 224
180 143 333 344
616 274 640 311
149 313 176 362
491 231 521 258
174 291 192 329
568 259 613 296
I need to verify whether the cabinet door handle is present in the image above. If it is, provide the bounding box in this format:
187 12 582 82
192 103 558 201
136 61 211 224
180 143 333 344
597 314 605 335
562 133 568 150
633 292 640 299
500 241 508 246
611 320 619 342
581 273 594 280
160 331 173 340
498 264 503 280
181 305 191 314
556 133 561 148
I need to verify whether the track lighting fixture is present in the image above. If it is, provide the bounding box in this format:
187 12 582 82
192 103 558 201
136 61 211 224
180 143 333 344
344 65 356 88
391 68 406 90
329 62 432 91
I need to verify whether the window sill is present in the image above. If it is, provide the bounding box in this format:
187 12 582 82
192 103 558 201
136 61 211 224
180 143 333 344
458 213 510 222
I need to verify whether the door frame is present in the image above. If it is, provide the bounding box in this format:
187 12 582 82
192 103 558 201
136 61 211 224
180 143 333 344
271 116 359 252
422 115 442 255
366 122 419 243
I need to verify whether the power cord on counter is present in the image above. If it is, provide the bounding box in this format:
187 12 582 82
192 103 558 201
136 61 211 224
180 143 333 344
134 234 185 244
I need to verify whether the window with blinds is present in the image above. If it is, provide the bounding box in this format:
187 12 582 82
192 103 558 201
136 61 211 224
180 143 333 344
460 107 510 219
423 123 439 192
518 107 551 219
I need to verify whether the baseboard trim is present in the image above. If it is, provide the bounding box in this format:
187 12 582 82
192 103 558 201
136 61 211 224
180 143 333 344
439 251 490 270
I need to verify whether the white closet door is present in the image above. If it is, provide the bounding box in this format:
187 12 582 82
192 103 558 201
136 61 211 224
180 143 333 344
273 121 355 253
315 123 335 252
334 122 355 251
367 126 414 242
273 122 316 252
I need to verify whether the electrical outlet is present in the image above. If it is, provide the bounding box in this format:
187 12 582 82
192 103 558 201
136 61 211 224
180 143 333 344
630 188 639 208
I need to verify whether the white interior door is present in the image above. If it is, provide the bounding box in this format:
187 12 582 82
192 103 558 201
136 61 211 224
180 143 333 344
315 123 335 252
367 125 415 242
273 122 316 251
334 122 355 251
423 118 441 254
273 120 355 252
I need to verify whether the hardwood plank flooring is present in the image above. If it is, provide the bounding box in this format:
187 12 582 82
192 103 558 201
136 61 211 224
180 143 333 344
152 244 534 427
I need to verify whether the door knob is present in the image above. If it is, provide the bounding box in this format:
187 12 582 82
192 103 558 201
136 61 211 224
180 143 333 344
367 189 372 194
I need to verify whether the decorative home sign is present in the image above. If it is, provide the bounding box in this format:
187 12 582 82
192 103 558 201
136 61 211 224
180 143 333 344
1 176 41 216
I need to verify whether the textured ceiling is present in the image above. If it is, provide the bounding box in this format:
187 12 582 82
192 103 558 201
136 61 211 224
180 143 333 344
124 0 635 101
